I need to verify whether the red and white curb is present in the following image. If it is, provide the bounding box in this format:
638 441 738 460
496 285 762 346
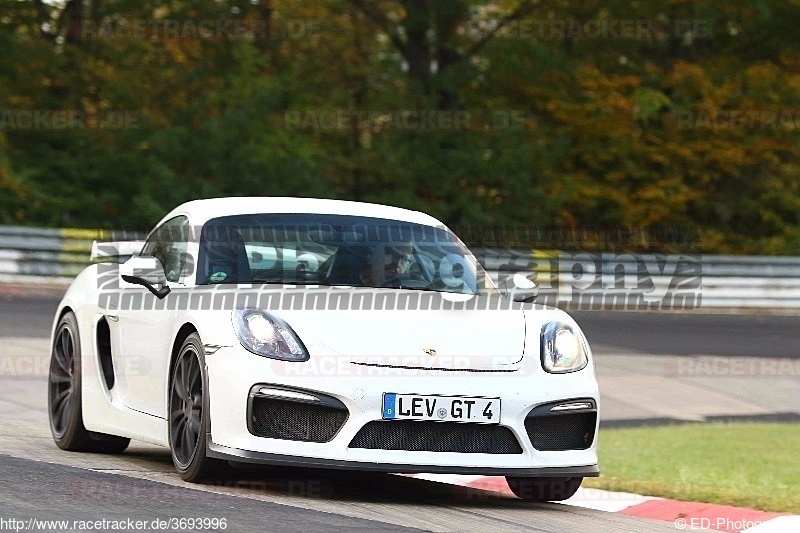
403 474 800 532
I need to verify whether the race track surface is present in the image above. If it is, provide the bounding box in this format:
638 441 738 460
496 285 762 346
0 376 675 532
2 291 796 531
0 294 692 532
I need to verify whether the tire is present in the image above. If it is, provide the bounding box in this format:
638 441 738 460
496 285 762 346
505 477 583 502
48 311 130 454
168 333 225 482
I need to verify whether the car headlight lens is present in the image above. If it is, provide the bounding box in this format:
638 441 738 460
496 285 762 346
232 307 308 361
541 321 588 373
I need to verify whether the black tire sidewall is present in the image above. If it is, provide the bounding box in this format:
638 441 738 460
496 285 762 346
49 312 91 450
169 333 215 481
506 476 583 502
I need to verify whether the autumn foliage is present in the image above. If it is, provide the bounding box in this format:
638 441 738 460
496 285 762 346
1 1 798 253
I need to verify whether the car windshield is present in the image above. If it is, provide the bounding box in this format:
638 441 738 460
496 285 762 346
197 213 498 295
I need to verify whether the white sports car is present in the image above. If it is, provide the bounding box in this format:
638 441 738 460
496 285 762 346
48 197 599 501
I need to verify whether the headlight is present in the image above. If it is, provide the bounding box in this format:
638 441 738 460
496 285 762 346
540 321 588 373
231 307 309 361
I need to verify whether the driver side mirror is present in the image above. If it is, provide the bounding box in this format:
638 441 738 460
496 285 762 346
501 273 539 303
119 256 171 299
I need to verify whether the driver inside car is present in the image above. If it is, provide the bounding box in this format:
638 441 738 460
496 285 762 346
360 241 414 286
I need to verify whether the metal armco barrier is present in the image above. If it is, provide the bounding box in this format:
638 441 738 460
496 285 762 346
2 226 799 309
477 249 800 310
0 226 109 278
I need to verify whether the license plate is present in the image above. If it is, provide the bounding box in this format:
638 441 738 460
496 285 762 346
382 393 501 424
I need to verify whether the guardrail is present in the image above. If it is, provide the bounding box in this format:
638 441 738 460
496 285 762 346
2 226 799 309
476 249 800 310
0 226 107 278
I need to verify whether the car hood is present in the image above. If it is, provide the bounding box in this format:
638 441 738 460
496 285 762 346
279 290 526 371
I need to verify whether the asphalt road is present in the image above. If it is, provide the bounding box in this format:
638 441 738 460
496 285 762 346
2 291 795 531
4 293 798 357
0 376 675 533
0 291 692 532
0 295 59 338
571 310 800 357
0 454 420 533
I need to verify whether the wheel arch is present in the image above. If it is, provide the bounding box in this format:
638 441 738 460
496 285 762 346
57 305 75 321
51 305 75 341
170 322 200 377
167 322 201 430
166 321 215 453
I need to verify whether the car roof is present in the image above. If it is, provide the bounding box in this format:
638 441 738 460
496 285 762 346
157 197 445 228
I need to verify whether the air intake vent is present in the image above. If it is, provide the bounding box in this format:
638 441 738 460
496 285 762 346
525 411 597 451
349 421 523 454
249 396 348 443
96 318 114 390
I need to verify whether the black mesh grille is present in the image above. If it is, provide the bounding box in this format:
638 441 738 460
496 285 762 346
250 397 348 443
349 421 522 454
525 412 597 451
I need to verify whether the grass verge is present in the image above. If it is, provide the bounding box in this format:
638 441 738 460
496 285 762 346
582 422 800 513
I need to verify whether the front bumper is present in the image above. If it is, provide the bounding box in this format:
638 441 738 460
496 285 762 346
207 439 599 476
206 345 600 476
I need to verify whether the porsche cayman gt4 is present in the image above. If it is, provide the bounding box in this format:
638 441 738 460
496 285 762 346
48 197 599 501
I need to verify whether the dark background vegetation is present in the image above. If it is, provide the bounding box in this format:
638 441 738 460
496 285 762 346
1 1 799 253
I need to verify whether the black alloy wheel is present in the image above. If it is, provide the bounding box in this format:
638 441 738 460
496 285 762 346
48 311 130 454
168 333 224 481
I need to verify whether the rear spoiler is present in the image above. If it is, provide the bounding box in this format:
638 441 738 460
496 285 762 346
90 240 146 263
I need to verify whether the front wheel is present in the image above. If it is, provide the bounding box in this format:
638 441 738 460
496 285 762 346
168 333 224 482
48 311 130 454
505 477 583 502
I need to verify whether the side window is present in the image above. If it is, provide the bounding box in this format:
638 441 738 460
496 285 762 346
141 216 190 283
